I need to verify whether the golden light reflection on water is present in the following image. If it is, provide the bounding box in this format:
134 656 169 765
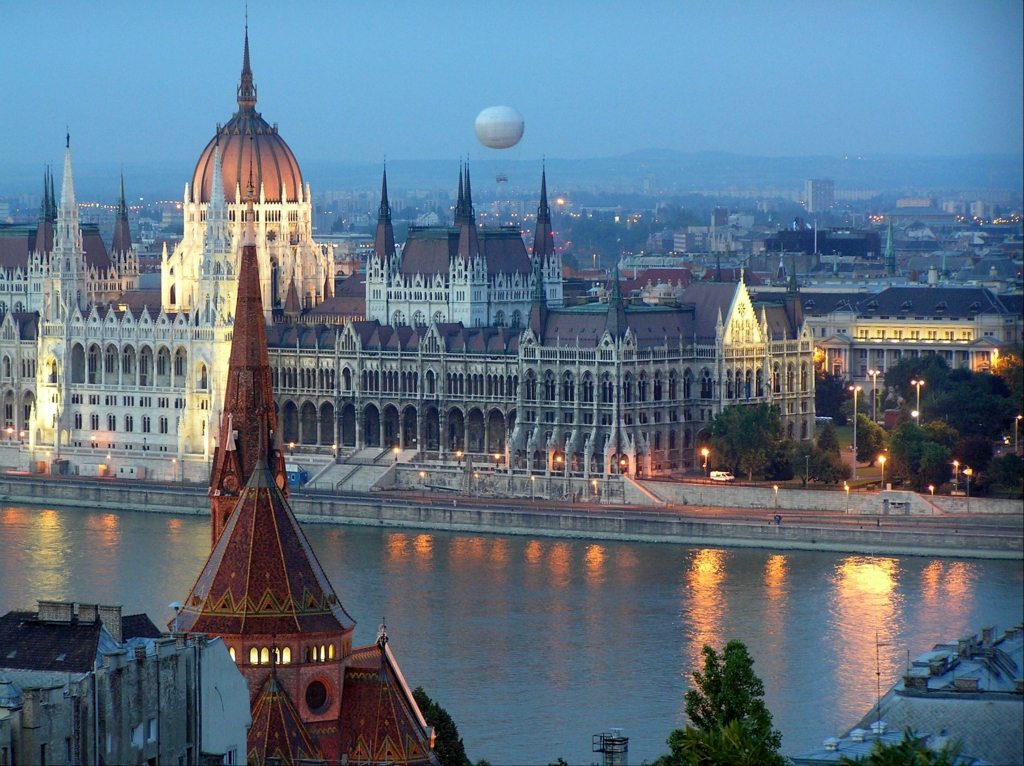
829 557 904 727
584 545 606 585
685 549 727 666
764 554 787 598
386 532 410 562
413 534 434 569
30 510 70 599
548 542 571 588
525 540 542 564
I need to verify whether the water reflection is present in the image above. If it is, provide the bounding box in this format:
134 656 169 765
828 557 905 727
1 506 1020 766
584 544 606 585
684 548 727 666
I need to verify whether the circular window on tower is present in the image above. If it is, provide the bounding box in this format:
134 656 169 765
305 680 329 713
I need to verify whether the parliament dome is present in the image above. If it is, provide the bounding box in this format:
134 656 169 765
190 31 303 205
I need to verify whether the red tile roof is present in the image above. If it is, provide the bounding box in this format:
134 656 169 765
248 673 322 766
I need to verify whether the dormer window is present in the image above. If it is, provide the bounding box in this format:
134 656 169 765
934 301 947 313
968 301 981 312
900 301 913 312
866 300 878 312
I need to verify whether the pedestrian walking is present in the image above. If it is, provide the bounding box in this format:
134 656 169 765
774 514 782 526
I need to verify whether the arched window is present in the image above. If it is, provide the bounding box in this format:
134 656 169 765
637 375 647 403
260 647 269 665
653 373 663 401
525 371 537 401
563 373 575 402
669 372 678 400
683 371 693 399
800 363 808 391
197 364 208 390
249 647 258 664
581 374 594 403
601 374 614 403
787 365 795 393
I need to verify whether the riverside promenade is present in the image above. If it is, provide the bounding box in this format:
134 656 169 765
1 472 1020 559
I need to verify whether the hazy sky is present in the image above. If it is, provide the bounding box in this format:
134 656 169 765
1 1 1021 167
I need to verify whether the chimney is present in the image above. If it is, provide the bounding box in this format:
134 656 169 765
981 626 995 647
98 605 123 643
37 600 74 623
78 603 98 623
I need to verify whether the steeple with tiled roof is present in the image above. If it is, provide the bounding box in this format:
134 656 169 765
248 672 322 766
208 182 288 543
373 165 395 262
177 460 356 636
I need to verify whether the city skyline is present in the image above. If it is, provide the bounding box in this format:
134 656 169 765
0 0 1021 169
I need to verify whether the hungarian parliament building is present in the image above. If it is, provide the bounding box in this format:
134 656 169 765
0 38 815 483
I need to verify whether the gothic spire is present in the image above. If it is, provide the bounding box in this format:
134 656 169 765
39 167 50 222
48 166 57 221
112 171 132 256
60 137 76 214
236 24 257 111
373 165 395 260
532 166 554 263
605 266 627 339
884 218 896 276
464 162 474 220
455 165 465 225
456 163 478 261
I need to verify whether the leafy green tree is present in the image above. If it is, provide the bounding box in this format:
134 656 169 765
918 441 953 491
988 453 1024 494
992 347 1024 408
684 642 782 753
884 355 950 411
854 413 886 466
412 687 471 766
888 422 925 488
816 421 841 457
816 448 850 485
663 719 788 766
815 369 850 425
921 421 959 450
709 404 784 481
839 727 962 765
952 435 993 473
930 369 1015 439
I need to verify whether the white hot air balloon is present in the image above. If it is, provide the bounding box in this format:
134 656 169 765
475 106 524 150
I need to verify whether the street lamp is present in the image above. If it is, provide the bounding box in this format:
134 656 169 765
867 369 880 422
804 453 810 485
393 445 401 464
952 459 960 492
701 447 710 477
493 452 502 472
963 467 973 513
844 481 850 513
592 478 599 500
928 485 935 496
849 385 862 479
910 379 924 424
1016 415 1022 454
773 484 779 508
530 474 536 501
878 454 886 490
911 409 920 426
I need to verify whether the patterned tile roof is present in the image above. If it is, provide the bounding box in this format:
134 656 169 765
0 610 103 674
176 463 355 636
338 638 436 766
247 672 322 766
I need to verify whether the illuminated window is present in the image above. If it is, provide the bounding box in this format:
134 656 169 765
260 647 269 665
328 644 335 660
249 647 258 664
282 647 291 664
229 647 236 662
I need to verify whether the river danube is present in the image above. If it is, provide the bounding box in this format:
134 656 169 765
1 504 1020 763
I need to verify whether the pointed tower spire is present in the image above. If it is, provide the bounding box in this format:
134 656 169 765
35 167 55 255
208 177 288 543
55 137 79 256
236 23 257 111
605 266 627 339
884 218 896 276
373 165 395 260
39 167 49 221
111 171 132 256
49 166 57 221
464 162 474 220
456 162 479 261
60 138 76 214
532 166 555 264
454 165 465 225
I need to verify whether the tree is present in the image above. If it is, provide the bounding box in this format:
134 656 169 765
855 413 886 466
839 727 962 766
412 687 471 766
888 422 925 488
817 421 841 458
708 404 784 481
921 421 959 450
884 355 950 412
929 369 1015 439
952 435 993 473
992 348 1024 408
684 642 782 753
815 369 850 425
790 441 815 487
988 453 1024 495
663 719 788 766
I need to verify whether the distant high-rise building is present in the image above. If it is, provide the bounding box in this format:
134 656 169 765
804 179 834 214
711 206 729 227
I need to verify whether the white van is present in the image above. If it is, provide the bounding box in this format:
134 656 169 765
709 471 735 482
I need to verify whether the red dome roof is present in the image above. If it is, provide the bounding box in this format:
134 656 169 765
190 31 303 205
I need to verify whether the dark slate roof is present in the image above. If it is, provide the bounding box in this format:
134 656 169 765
792 292 860 315
679 282 738 340
0 610 103 674
618 268 693 295
858 286 1008 316
12 312 39 340
112 291 162 315
998 294 1022 315
0 223 109 271
121 613 162 640
399 226 530 276
762 304 798 340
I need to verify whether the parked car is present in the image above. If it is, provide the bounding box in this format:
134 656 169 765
709 471 735 482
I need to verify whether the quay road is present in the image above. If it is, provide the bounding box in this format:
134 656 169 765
2 472 1021 557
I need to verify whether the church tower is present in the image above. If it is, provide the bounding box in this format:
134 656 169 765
530 168 564 309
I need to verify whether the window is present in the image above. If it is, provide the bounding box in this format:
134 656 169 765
107 414 116 431
142 416 151 433
124 415 134 433
74 412 82 429
249 647 258 664
91 413 99 430
147 718 157 742
159 417 168 434
130 723 144 747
